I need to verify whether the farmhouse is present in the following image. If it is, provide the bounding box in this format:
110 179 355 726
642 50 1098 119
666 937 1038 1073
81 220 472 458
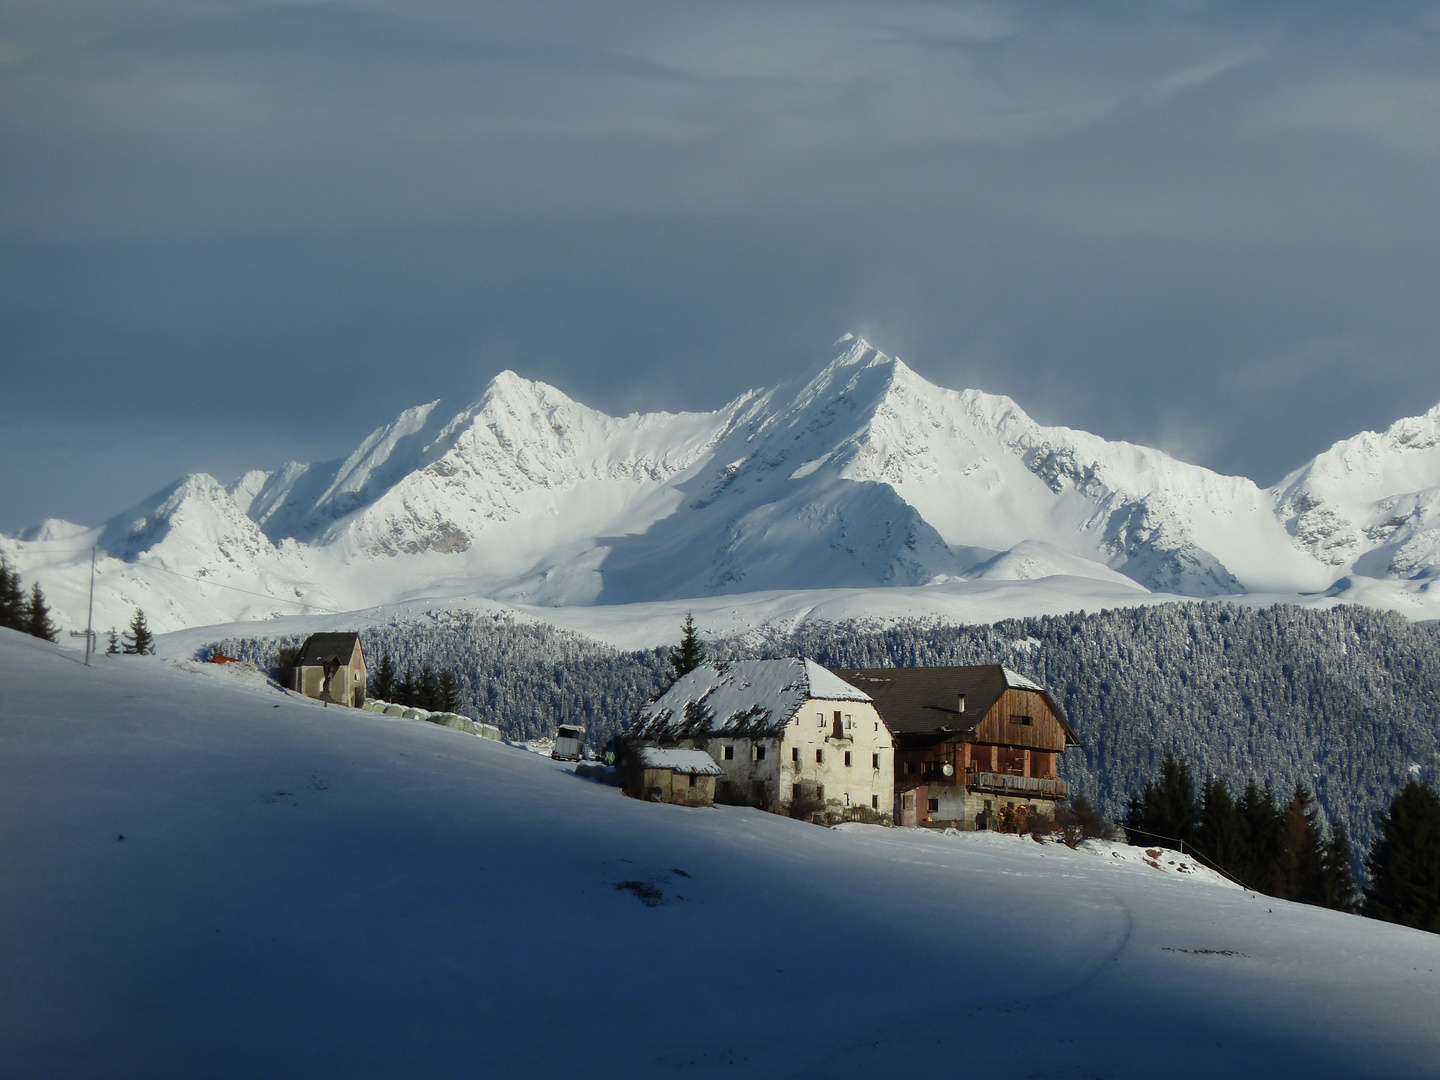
628 658 895 824
292 633 368 708
831 664 1079 829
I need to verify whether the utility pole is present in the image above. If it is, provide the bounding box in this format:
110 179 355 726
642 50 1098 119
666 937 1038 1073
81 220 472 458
83 546 96 666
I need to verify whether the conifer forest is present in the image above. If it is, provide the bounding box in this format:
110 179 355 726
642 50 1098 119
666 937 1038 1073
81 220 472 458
209 602 1440 857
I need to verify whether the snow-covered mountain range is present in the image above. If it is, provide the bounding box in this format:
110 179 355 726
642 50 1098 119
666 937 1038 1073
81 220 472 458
9 336 1440 636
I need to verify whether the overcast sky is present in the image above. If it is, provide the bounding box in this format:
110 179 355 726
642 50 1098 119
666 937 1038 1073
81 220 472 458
4 0 1440 532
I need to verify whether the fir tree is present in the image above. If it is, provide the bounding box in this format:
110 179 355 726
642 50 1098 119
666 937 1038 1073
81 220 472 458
1273 783 1324 904
105 628 120 655
419 666 439 711
24 582 58 642
1125 754 1198 848
396 668 417 707
1236 781 1282 895
1364 780 1440 933
1319 820 1359 913
1195 776 1248 883
438 670 461 713
0 556 25 632
373 653 397 702
123 609 154 655
667 613 705 683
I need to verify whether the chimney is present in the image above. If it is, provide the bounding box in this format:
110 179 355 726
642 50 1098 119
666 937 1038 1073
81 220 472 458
957 694 966 715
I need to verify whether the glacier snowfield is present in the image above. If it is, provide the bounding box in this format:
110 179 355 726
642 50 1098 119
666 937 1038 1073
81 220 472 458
2 626 1437 1079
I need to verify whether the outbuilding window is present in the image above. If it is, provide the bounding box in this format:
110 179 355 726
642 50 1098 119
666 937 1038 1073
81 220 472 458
928 798 939 813
754 744 766 762
688 774 697 788
723 745 734 761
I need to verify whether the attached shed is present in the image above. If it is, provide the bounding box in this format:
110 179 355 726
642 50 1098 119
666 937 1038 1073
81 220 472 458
628 747 723 807
292 632 368 708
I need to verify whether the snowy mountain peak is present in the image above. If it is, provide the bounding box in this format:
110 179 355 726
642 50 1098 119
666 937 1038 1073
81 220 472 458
1273 399 1440 573
10 337 1440 633
98 473 278 571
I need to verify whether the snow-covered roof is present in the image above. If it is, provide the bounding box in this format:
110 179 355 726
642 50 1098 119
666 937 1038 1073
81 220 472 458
631 658 871 740
635 747 724 776
1001 667 1044 693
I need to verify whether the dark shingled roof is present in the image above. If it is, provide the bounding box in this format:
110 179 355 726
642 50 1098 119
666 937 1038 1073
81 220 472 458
295 633 363 668
829 664 1078 745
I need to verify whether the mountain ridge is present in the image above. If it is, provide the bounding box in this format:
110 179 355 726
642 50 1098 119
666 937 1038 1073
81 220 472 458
7 335 1440 634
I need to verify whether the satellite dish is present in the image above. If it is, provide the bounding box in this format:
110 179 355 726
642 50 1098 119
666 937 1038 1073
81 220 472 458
942 763 954 777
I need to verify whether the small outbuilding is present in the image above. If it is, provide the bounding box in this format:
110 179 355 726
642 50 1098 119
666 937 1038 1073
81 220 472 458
292 632 367 708
625 747 723 807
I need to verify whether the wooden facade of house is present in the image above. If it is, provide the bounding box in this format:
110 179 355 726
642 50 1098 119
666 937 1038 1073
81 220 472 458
830 665 1079 830
292 633 368 708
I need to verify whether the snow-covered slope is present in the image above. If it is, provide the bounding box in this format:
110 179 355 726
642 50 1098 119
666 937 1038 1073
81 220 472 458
2 627 1437 1078
8 335 1440 636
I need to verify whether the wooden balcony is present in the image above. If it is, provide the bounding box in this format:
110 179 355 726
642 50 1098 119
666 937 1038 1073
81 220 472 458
968 770 1069 799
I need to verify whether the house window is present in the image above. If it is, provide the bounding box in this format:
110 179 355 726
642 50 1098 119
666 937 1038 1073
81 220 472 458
843 714 852 728
792 783 803 800
723 745 734 761
1018 715 1033 726
928 798 939 813
872 794 879 809
844 751 852 767
902 793 914 809
816 712 824 727
815 785 824 800
754 744 766 762
815 749 824 764
872 753 880 769
874 722 879 732
792 747 799 763
688 774 697 788
904 761 913 775
844 793 851 806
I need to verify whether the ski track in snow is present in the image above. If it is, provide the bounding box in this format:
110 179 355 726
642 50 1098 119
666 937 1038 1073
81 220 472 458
2 627 1438 1079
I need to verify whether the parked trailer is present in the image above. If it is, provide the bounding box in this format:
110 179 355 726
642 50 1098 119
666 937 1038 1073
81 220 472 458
552 724 585 762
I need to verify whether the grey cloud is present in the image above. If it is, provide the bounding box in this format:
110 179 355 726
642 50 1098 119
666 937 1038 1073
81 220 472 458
3 1 1440 530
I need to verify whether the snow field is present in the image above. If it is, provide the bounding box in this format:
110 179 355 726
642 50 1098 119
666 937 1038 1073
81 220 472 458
1 627 1438 1078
